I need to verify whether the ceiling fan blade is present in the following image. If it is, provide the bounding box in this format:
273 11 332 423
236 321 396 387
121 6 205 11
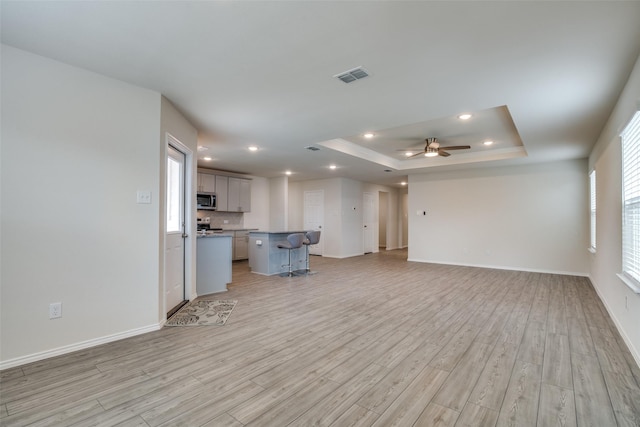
438 150 451 157
439 145 470 150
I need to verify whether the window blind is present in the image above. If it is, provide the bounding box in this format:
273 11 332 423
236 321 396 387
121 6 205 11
589 170 596 251
621 111 640 284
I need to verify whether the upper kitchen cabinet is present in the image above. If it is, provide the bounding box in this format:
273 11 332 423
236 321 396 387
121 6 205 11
228 177 251 212
197 173 216 193
215 175 229 212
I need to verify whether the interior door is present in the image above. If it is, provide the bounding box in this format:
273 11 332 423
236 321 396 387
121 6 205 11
304 190 324 256
166 145 187 316
363 192 375 254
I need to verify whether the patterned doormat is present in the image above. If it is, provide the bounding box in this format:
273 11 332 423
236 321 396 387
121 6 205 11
165 299 237 326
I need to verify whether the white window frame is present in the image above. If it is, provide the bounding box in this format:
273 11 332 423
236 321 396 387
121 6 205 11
589 170 596 253
618 110 640 294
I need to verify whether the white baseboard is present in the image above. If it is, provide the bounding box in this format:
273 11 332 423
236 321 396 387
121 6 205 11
406 258 589 277
588 275 640 369
0 323 162 370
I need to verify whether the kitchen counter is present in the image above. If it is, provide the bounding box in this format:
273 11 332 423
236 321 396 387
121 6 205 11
196 234 232 295
248 230 311 276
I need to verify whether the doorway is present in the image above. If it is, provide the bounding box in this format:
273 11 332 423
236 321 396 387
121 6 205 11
363 192 375 254
165 142 188 317
303 190 324 256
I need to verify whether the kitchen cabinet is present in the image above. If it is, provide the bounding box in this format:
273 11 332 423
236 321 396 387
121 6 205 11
234 230 250 260
215 175 229 211
228 177 251 212
196 170 250 212
197 173 216 193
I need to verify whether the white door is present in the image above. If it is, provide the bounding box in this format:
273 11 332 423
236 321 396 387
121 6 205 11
363 192 375 254
304 190 324 256
166 145 186 315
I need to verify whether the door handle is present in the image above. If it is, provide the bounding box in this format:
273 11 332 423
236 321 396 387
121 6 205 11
182 233 188 238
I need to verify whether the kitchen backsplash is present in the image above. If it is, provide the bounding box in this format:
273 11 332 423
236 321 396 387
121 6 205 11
197 211 244 229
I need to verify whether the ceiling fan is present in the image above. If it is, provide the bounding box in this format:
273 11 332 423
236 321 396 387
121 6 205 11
403 137 471 158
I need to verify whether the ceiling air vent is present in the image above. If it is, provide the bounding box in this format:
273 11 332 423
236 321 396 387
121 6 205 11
305 146 320 151
334 66 370 84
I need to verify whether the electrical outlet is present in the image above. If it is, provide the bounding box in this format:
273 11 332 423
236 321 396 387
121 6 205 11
136 190 152 204
49 302 62 319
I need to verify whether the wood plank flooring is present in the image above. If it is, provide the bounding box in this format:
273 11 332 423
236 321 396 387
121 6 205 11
2 249 640 426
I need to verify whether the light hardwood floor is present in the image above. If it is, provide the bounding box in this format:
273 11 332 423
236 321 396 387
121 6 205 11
2 249 640 426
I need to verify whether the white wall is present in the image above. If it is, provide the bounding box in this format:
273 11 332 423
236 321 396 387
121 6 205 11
588 54 640 365
243 175 270 231
408 159 589 275
1 45 163 367
267 176 287 231
341 179 365 257
288 181 303 230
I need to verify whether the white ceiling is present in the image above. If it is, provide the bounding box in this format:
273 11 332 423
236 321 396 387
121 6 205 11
2 1 640 187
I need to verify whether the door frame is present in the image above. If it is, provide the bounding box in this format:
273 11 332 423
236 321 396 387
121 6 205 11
363 191 375 254
162 133 194 320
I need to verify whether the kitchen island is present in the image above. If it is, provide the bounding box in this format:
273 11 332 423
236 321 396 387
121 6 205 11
248 230 310 276
196 234 232 295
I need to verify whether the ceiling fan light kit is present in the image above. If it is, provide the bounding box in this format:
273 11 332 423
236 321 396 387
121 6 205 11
403 137 471 158
425 148 439 157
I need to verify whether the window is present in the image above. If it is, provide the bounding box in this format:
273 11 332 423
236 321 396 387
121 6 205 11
166 155 182 233
589 170 596 252
621 111 640 291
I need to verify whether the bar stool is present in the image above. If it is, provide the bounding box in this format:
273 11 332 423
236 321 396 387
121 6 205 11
277 233 306 277
303 230 321 274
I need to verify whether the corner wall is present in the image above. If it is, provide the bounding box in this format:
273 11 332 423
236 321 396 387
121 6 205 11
588 53 640 365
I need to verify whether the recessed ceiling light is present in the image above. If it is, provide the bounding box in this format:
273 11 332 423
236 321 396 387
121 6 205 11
483 140 494 146
197 146 208 151
248 146 258 152
458 114 472 120
329 165 337 170
404 152 414 157
401 182 407 186
285 171 292 175
363 133 375 139
203 156 212 161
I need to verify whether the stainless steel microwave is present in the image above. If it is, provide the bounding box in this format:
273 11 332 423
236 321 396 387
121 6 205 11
197 192 216 210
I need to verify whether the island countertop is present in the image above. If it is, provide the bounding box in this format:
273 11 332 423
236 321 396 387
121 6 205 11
196 233 233 238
